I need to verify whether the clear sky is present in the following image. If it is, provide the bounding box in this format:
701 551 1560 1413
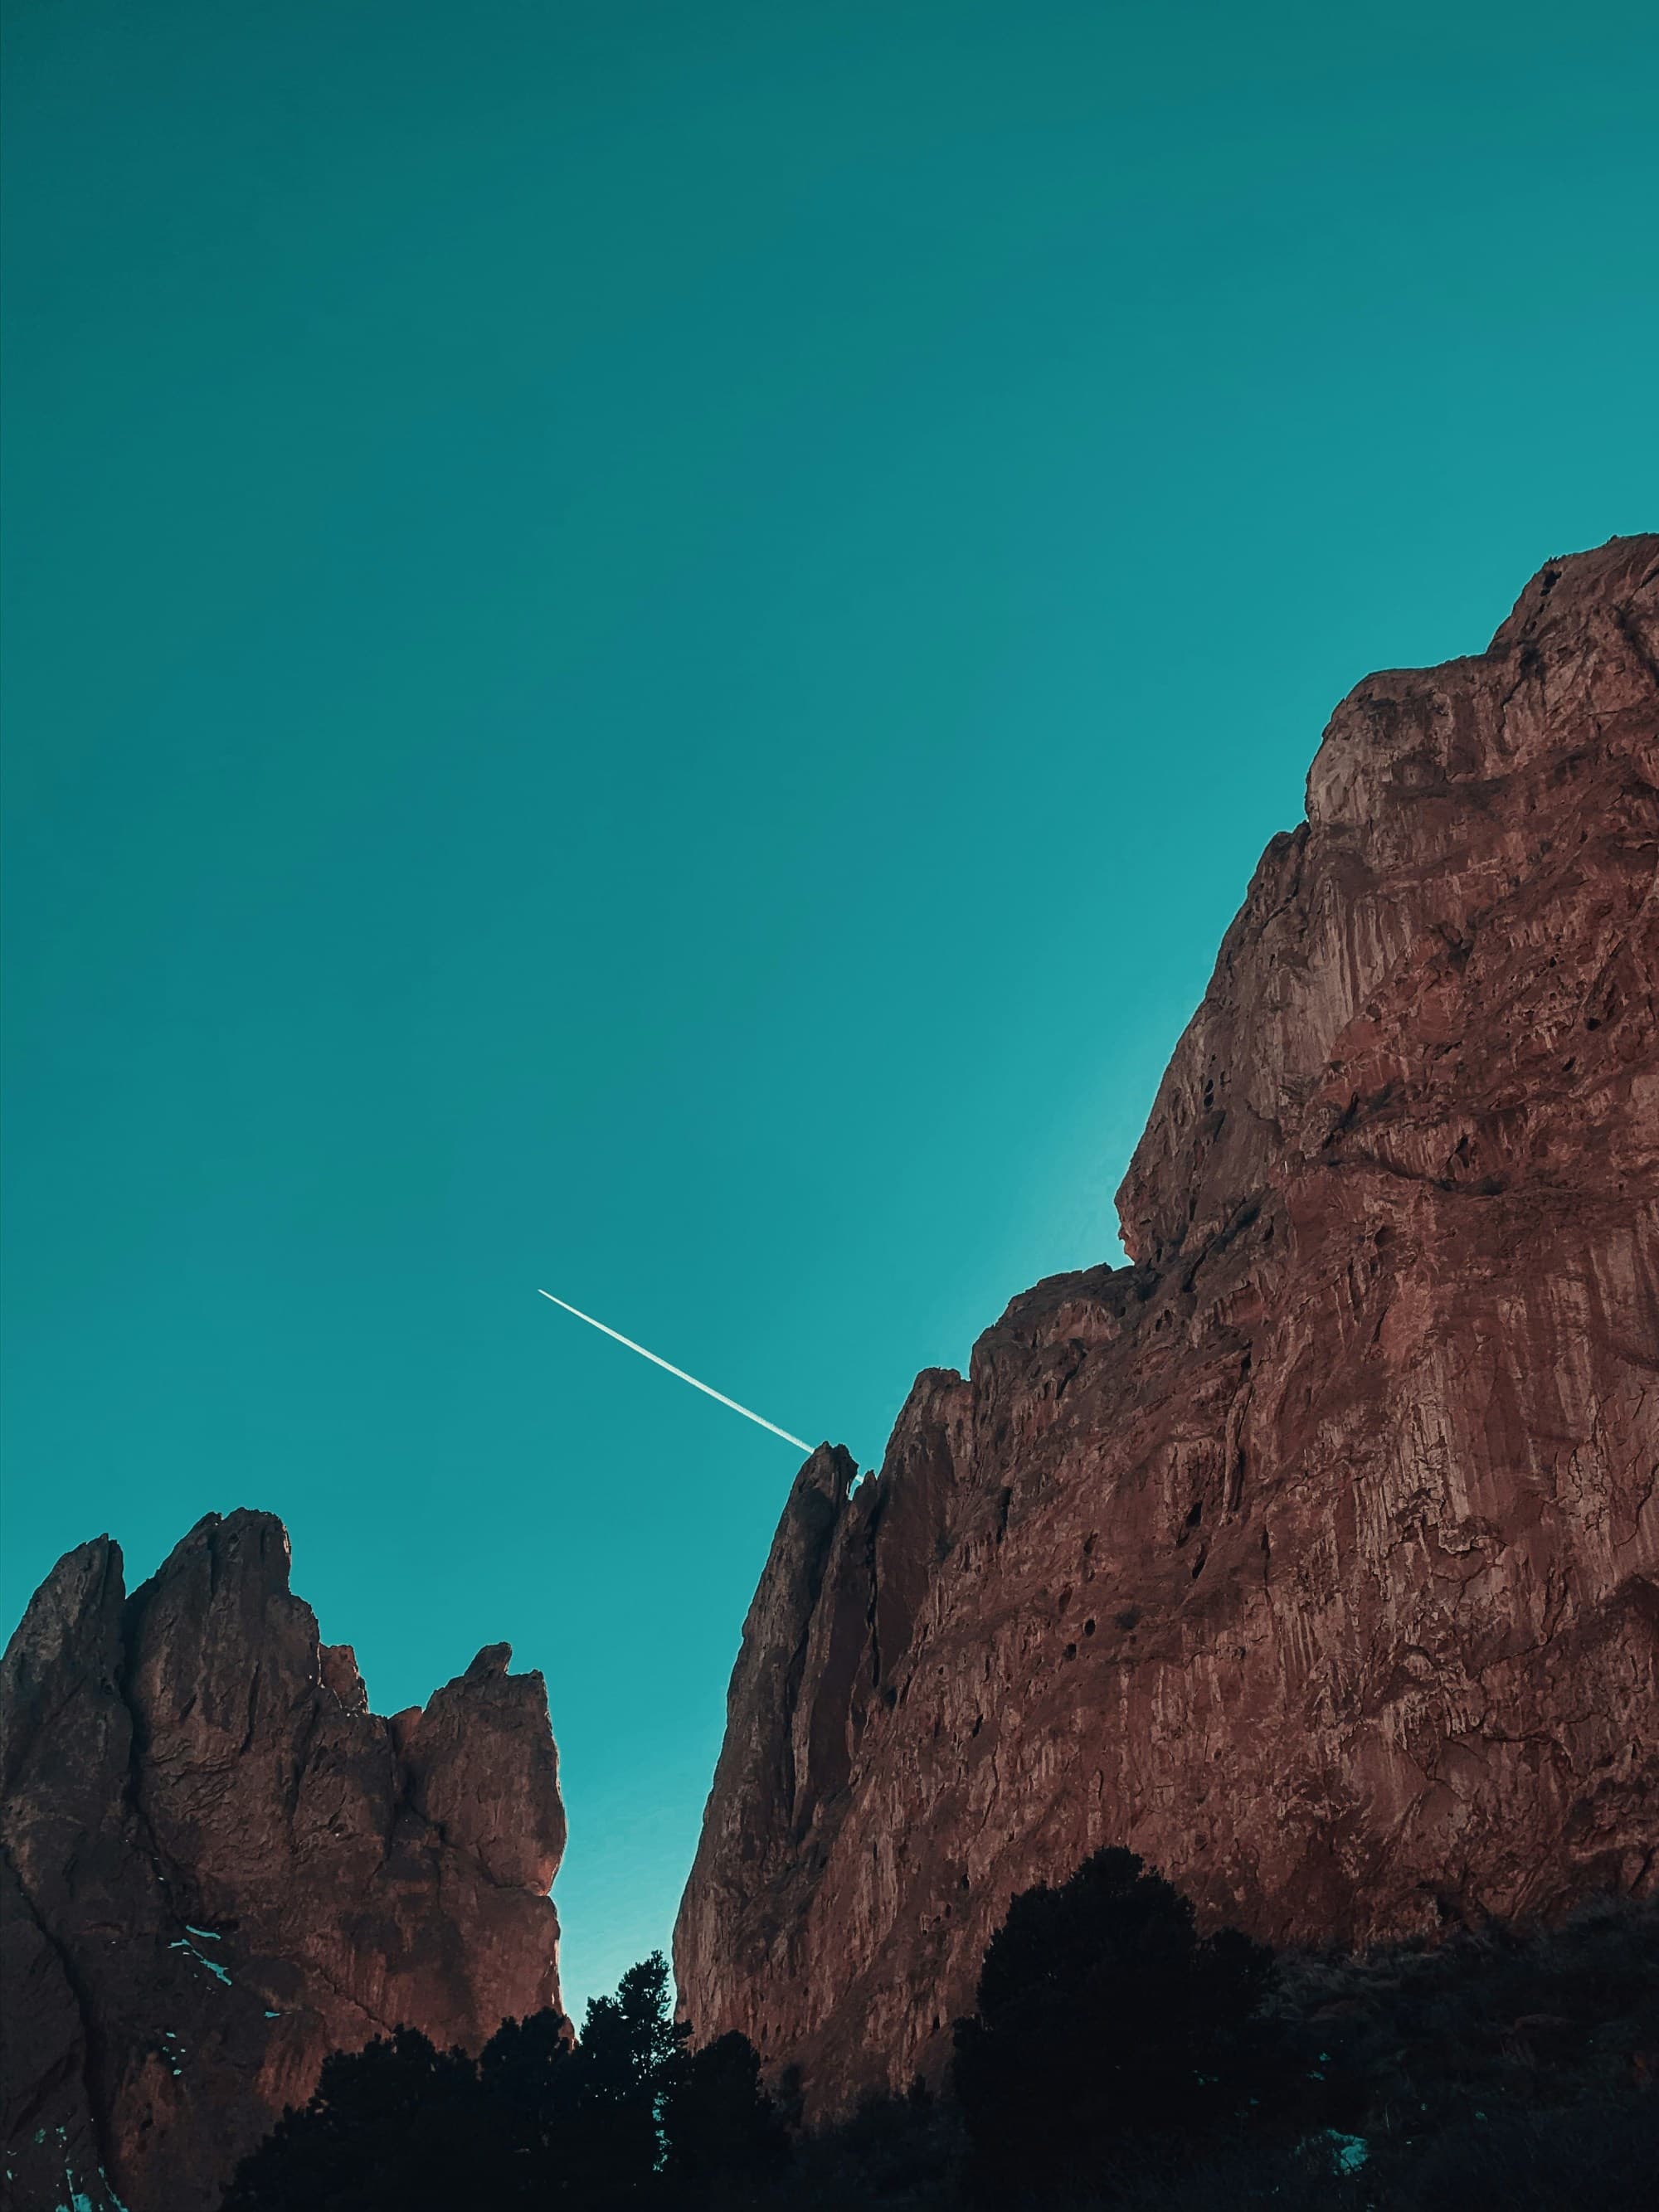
2 0 1656 2015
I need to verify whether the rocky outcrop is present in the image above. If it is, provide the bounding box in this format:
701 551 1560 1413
0 1510 566 2212
674 536 1659 2115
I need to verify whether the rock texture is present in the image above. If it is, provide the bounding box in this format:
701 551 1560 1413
0 1510 566 2212
674 536 1659 2115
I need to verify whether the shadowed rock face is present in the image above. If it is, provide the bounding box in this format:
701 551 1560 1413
674 536 1659 2117
0 1510 566 2212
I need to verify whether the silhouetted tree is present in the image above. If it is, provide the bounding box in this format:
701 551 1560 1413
659 2030 790 2199
951 1846 1274 2191
554 1952 687 2205
222 1957 689 2210
222 2025 484 2211
475 2005 579 2201
221 1889 1659 2212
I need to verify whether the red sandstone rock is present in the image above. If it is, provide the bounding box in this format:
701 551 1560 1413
674 535 1659 2117
0 1510 566 2212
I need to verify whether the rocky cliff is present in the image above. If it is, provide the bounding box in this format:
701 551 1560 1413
0 1510 566 2212
674 536 1659 2115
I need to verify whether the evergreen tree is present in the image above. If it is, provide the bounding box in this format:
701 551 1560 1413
221 1957 695 2210
475 2007 580 2201
951 1846 1274 2191
660 2030 791 2200
554 1952 687 2205
222 2026 483 2211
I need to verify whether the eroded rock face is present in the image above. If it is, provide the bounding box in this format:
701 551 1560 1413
0 1510 566 2212
674 536 1659 2116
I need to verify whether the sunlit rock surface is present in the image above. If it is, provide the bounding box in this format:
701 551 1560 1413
0 1510 566 2212
674 535 1659 2117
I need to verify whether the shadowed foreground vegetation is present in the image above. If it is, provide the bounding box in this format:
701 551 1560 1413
222 1853 1659 2210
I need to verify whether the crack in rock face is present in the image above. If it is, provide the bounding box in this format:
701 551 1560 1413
0 1510 567 2212
673 535 1659 2121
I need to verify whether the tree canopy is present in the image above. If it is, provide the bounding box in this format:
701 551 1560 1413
221 1952 784 2211
951 1845 1276 2190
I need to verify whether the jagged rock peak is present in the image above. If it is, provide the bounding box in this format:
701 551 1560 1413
674 535 1659 2117
0 1509 567 2212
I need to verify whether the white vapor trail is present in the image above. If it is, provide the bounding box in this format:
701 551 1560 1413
536 1290 814 1453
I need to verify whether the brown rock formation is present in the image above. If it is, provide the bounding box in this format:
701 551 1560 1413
674 535 1659 2116
0 1510 566 2212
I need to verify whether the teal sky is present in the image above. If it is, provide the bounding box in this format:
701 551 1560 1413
3 0 1656 2014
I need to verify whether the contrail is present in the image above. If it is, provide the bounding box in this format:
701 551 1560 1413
537 1291 814 1453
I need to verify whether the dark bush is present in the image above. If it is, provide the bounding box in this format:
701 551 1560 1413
225 1881 1659 2210
223 1953 781 2210
660 2031 791 2199
951 1845 1275 2191
1399 2094 1659 2212
221 2025 484 2211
